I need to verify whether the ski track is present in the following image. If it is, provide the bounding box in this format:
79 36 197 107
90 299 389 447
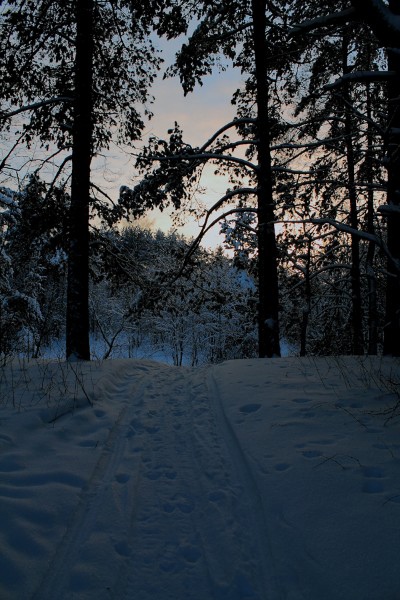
32 363 149 599
32 363 278 600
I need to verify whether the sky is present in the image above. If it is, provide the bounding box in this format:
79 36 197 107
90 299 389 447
2 355 400 599
97 37 245 249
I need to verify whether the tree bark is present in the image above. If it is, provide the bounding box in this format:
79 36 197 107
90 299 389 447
251 0 281 357
66 0 94 360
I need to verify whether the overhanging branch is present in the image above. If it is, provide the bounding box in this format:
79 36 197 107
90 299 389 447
325 71 396 90
0 96 74 120
290 7 357 36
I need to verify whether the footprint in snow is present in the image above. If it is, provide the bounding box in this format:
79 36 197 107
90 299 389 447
239 403 261 414
302 450 322 459
114 541 130 557
363 480 384 494
363 466 384 478
208 489 227 503
78 440 98 448
180 543 202 563
362 466 385 494
115 473 130 484
275 463 291 471
163 493 195 514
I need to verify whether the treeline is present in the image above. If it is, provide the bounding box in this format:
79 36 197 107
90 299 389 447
0 174 388 362
0 177 256 364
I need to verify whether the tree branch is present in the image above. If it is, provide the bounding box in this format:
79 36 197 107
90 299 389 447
199 118 257 153
325 71 396 90
0 96 73 120
156 152 258 172
350 0 400 48
290 7 357 36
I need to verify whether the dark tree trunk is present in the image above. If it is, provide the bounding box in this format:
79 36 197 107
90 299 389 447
383 1 400 355
342 34 364 354
365 81 378 355
66 0 94 360
251 0 281 357
300 234 312 357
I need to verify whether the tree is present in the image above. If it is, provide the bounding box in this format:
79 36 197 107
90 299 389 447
0 0 161 359
0 176 69 358
291 0 400 354
285 7 387 354
120 0 307 357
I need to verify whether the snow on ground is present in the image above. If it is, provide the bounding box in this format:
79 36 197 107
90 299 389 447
0 356 400 599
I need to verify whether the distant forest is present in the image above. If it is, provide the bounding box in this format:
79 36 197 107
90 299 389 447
1 0 400 361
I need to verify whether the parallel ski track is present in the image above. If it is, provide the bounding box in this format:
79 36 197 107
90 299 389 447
33 362 284 599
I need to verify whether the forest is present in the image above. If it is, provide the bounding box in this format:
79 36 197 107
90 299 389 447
1 0 400 363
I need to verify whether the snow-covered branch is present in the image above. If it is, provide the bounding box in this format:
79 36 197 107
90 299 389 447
157 152 258 173
0 188 17 209
270 136 345 151
325 71 396 90
378 204 400 216
0 96 73 120
199 118 256 153
290 7 357 36
272 166 323 176
350 0 400 48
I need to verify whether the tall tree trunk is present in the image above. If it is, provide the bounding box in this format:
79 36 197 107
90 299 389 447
383 0 400 355
365 81 378 355
66 0 94 360
342 34 364 354
251 0 281 357
300 233 312 357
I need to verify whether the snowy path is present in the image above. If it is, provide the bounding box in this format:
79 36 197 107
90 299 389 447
1 357 400 599
32 363 275 599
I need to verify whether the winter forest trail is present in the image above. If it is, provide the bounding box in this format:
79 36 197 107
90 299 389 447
32 362 277 600
2 357 400 600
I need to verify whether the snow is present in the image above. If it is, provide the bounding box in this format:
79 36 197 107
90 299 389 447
1 355 400 599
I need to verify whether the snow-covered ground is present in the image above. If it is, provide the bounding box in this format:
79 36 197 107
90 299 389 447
1 356 400 599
